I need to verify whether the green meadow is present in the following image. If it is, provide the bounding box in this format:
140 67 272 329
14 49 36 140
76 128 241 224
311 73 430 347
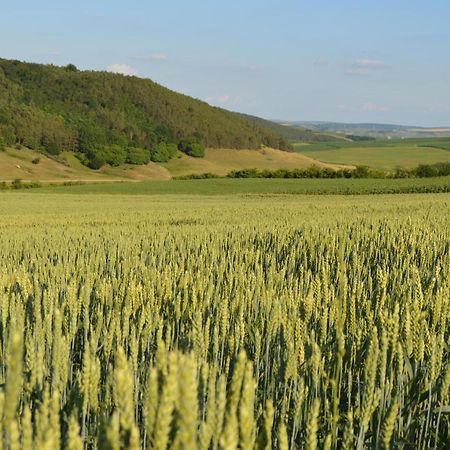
294 138 450 169
28 176 450 196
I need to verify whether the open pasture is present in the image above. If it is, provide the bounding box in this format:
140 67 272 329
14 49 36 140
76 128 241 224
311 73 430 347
295 138 450 169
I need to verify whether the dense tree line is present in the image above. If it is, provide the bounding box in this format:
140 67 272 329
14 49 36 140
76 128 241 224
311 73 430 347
227 163 450 179
0 58 291 168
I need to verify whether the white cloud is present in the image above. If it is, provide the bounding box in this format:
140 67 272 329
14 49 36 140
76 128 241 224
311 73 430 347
355 59 387 69
149 53 168 61
362 102 390 112
107 64 138 76
133 53 168 62
345 58 390 76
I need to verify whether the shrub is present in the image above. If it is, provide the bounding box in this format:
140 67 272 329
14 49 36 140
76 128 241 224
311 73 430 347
32 157 41 165
103 145 127 166
86 154 106 170
12 179 23 189
0 137 5 151
175 172 219 180
178 139 205 158
435 162 450 177
150 143 170 163
415 164 437 178
44 142 61 155
126 147 150 165
353 165 370 178
393 167 410 178
86 145 127 168
167 143 178 159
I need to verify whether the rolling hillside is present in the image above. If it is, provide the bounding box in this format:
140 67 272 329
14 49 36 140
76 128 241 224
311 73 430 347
0 146 345 183
0 58 291 167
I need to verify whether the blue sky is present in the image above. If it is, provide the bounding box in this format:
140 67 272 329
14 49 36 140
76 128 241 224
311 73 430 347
1 0 450 126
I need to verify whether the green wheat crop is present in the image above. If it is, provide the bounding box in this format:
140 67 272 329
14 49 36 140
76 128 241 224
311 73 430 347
0 192 449 449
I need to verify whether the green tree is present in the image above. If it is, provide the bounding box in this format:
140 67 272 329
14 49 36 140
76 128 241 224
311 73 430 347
178 139 205 158
167 143 178 159
126 147 150 165
65 64 78 72
150 143 170 162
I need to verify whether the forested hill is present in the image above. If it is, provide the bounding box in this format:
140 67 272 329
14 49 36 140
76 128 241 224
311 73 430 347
0 58 291 167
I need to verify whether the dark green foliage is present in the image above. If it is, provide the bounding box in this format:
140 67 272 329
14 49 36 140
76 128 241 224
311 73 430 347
150 143 170 162
227 167 357 179
175 172 219 180
87 145 127 167
414 164 438 177
0 136 5 151
65 64 78 72
43 140 61 155
126 147 150 165
0 58 292 168
178 139 205 158
31 157 40 164
414 163 450 177
227 163 450 180
167 143 178 159
86 154 105 170
346 135 376 141
353 165 370 178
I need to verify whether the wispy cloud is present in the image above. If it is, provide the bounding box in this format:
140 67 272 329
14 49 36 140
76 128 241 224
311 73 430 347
107 63 138 76
133 53 168 62
345 58 390 76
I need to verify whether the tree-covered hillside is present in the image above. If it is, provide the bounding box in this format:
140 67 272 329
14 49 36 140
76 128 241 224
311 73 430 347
0 58 291 167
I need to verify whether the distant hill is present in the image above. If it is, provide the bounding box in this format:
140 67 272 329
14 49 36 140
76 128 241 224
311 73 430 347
282 121 450 139
238 114 332 142
0 58 292 168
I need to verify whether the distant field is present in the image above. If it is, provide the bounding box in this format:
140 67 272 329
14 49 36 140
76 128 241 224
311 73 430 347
294 138 450 169
28 176 450 196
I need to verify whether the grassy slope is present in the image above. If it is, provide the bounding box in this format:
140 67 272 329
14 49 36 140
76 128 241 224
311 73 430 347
162 147 347 177
0 148 171 182
0 146 342 183
295 139 450 169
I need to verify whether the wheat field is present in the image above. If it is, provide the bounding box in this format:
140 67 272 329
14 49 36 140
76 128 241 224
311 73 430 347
0 193 449 449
